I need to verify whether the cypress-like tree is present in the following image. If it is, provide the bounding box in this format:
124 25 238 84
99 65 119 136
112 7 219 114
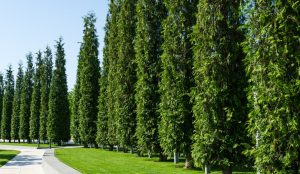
48 38 70 145
134 0 166 159
159 0 197 167
19 53 34 142
192 1 247 173
115 0 137 152
106 0 121 149
96 15 109 147
78 13 100 147
244 1 300 173
1 66 14 142
11 63 24 142
71 49 82 144
0 73 4 138
29 51 43 141
39 46 53 142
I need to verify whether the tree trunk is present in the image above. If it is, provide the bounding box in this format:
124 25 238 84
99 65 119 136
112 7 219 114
184 153 194 169
222 166 232 174
109 144 113 151
205 164 210 174
49 139 52 149
174 151 179 164
159 152 167 162
83 143 88 148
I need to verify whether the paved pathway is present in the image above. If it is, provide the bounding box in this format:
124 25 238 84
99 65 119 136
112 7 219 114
0 145 81 174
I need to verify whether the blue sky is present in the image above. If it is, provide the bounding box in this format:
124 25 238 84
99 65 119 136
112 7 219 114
0 0 109 90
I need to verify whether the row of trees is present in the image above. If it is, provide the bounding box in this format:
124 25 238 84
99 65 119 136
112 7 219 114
0 38 69 146
71 1 300 174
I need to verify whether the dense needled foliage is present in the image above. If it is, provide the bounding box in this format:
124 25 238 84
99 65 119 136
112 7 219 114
192 1 248 173
1 66 14 142
96 15 109 147
19 53 34 142
115 0 137 152
48 38 70 145
29 51 43 141
0 73 4 137
78 13 100 147
244 1 300 173
39 47 53 142
11 64 24 142
134 0 165 158
159 0 197 167
106 0 121 149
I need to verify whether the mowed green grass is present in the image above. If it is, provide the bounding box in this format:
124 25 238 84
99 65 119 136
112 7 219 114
55 148 255 174
0 150 20 167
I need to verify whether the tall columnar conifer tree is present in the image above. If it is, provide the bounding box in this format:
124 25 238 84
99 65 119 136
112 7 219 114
115 0 137 152
39 47 53 142
19 53 34 142
1 66 14 142
48 38 70 145
96 15 110 147
134 0 166 159
192 1 248 173
159 0 197 167
78 13 100 147
11 64 24 142
29 51 43 141
244 1 300 173
71 49 83 144
0 73 4 137
106 0 121 149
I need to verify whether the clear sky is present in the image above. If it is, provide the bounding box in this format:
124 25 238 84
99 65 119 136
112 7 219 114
0 0 109 90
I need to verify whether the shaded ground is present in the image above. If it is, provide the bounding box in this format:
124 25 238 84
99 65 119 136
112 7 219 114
0 150 20 167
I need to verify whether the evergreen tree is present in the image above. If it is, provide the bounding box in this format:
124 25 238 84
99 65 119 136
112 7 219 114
134 0 166 159
48 38 70 145
29 51 43 141
71 50 82 144
244 1 300 173
159 0 197 167
19 53 34 142
192 1 247 173
106 0 121 149
0 73 4 137
11 63 24 142
1 66 14 142
96 15 109 147
39 46 53 142
78 13 100 147
115 0 137 152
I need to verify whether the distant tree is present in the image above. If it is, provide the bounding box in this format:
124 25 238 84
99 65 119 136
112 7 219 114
48 38 70 146
1 66 14 142
0 73 4 137
96 15 109 147
115 0 137 152
30 51 43 141
192 1 248 173
159 0 197 167
39 46 53 142
244 1 300 173
78 13 100 147
106 0 121 150
19 53 34 142
11 63 24 142
134 0 166 159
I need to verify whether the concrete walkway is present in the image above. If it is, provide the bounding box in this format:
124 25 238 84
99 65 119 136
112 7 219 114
0 145 81 174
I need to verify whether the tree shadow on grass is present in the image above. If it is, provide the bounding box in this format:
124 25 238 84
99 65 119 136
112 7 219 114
0 150 19 167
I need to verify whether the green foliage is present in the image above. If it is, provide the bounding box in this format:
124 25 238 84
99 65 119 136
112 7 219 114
19 53 34 141
39 46 53 142
48 38 70 143
134 0 165 155
0 73 4 137
244 1 300 173
11 64 24 140
1 66 14 140
159 0 196 159
114 0 137 150
78 13 100 146
29 51 43 140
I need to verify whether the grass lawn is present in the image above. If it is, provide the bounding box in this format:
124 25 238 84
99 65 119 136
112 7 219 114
55 148 255 174
0 150 20 167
